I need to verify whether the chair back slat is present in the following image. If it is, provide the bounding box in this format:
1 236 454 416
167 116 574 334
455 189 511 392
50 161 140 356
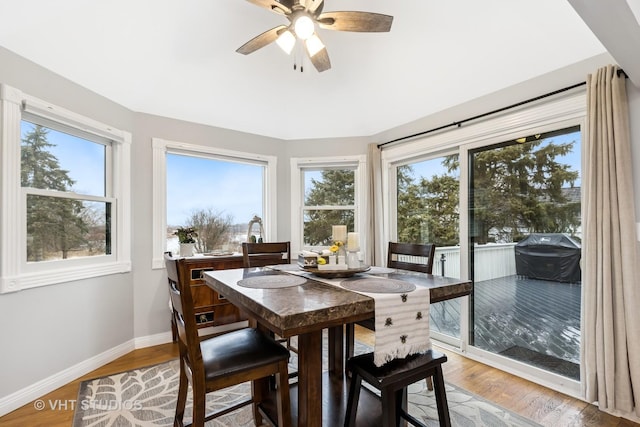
387 242 436 274
164 252 203 370
242 241 291 267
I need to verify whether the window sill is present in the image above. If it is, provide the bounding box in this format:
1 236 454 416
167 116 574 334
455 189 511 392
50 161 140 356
0 261 132 294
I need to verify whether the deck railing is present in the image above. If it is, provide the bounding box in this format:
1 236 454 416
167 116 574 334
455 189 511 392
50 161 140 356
400 243 517 281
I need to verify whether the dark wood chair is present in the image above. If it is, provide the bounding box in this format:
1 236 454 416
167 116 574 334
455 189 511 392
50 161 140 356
165 253 291 427
241 241 299 361
345 242 437 366
242 241 291 267
344 349 451 427
387 242 436 274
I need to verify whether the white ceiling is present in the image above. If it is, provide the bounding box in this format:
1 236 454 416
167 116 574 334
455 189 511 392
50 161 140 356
0 1 611 140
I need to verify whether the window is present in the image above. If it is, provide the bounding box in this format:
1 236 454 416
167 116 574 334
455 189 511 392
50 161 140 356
21 119 111 262
291 156 366 254
0 84 131 293
151 138 277 269
396 153 462 341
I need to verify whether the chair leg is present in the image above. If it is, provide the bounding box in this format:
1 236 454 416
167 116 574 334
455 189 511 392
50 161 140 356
395 388 405 427
174 361 188 427
432 366 451 427
345 323 356 376
191 381 206 427
426 376 434 391
251 376 268 426
344 372 362 427
275 360 291 427
380 386 397 427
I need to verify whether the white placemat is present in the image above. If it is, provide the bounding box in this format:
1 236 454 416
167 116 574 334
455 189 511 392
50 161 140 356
267 263 301 272
366 266 397 274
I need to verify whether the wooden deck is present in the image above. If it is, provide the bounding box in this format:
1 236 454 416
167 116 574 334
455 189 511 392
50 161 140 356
430 274 581 379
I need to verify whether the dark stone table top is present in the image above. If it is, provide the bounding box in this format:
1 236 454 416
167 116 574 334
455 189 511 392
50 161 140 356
203 267 472 338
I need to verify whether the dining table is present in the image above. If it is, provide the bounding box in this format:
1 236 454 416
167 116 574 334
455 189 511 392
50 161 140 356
203 265 472 427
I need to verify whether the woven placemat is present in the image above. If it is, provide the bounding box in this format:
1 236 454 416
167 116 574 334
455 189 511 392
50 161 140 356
367 266 396 274
340 277 416 293
238 275 307 289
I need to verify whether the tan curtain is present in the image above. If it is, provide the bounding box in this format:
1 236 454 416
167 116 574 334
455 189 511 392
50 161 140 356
365 143 385 266
582 64 640 417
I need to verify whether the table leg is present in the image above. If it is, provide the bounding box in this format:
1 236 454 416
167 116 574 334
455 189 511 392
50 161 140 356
328 325 344 376
297 330 323 427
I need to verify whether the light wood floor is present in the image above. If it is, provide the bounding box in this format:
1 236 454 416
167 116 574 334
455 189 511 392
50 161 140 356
1 327 637 427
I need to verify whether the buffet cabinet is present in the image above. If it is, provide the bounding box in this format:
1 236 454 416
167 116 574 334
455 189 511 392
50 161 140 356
177 255 247 330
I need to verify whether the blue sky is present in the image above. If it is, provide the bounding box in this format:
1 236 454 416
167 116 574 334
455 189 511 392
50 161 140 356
21 121 106 196
166 154 263 226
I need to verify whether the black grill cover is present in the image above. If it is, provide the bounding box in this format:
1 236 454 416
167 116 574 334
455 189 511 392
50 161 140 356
514 233 581 282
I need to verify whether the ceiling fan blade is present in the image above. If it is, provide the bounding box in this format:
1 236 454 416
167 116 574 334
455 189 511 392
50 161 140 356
317 11 393 32
236 25 288 55
309 47 331 72
245 0 291 15
305 0 324 14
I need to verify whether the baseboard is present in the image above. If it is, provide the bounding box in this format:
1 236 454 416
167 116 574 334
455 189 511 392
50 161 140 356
134 331 173 349
0 339 135 417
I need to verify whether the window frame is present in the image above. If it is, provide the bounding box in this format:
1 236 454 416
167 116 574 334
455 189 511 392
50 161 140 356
151 138 277 269
0 84 132 293
290 155 367 255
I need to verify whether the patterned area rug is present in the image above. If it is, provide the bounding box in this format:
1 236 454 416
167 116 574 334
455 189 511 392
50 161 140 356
73 355 541 427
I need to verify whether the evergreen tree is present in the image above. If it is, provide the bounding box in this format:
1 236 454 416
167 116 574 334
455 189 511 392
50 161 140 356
464 139 579 243
418 173 460 245
397 164 460 246
303 170 355 245
21 124 89 260
397 165 427 243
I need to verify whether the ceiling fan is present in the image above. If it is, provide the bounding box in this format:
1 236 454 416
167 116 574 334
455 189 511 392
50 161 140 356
236 0 393 72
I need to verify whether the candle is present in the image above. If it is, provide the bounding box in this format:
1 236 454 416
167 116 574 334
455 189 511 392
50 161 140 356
332 225 347 243
347 232 359 251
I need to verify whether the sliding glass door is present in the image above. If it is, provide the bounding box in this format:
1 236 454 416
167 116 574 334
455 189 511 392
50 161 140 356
468 126 582 379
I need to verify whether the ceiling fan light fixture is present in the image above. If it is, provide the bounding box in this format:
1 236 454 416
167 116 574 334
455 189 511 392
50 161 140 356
276 30 296 54
294 14 315 40
305 34 324 57
238 0 394 72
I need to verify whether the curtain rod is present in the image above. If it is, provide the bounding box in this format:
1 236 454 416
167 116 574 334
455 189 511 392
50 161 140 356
378 81 588 148
378 68 627 148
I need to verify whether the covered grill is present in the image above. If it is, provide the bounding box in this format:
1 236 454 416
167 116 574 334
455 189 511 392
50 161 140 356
514 233 581 283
